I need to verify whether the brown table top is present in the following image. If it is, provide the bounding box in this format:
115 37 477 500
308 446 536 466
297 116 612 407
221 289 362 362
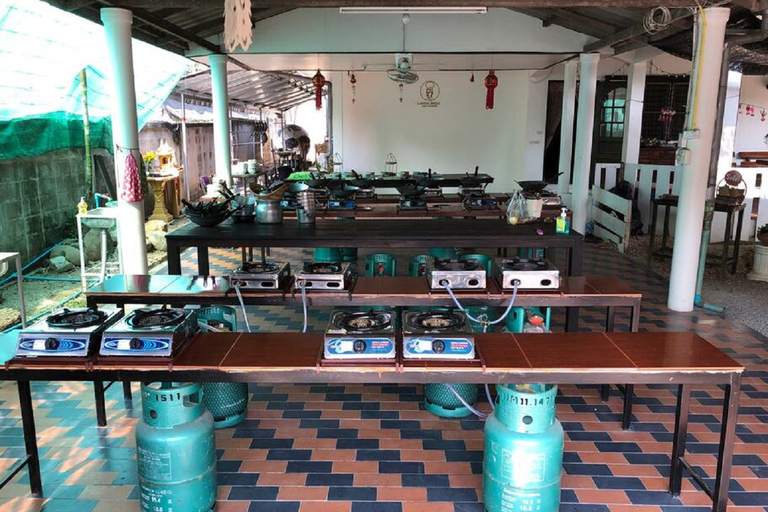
5 332 742 384
282 204 504 219
86 275 641 308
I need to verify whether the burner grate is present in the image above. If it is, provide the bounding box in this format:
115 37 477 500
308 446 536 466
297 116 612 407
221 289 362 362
303 262 343 274
434 258 479 272
127 307 186 328
47 308 106 329
409 311 466 331
238 261 280 274
335 311 392 332
502 258 551 271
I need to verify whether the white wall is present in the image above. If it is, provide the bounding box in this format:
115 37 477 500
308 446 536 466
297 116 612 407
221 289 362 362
735 75 768 152
337 70 534 192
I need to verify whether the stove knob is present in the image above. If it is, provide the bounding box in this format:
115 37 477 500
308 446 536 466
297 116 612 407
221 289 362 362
432 339 446 353
129 338 143 349
45 338 59 350
353 339 367 353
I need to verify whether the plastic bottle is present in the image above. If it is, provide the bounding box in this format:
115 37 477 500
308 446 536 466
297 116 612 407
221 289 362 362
555 207 570 234
77 197 88 215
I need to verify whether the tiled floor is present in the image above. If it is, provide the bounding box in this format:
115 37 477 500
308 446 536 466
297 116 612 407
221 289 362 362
2 243 768 512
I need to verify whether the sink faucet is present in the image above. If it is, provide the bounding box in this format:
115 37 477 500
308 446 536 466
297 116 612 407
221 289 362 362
94 193 112 208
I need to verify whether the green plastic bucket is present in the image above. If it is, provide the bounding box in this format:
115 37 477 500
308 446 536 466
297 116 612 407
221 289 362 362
365 253 396 277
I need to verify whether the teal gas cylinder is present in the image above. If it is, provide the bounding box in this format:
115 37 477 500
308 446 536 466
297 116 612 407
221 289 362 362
425 383 479 418
484 383 564 512
136 382 216 512
409 254 431 277
365 253 396 277
313 247 342 263
196 307 248 429
341 248 359 262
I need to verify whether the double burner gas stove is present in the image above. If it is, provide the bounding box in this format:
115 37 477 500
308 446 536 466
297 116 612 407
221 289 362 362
324 309 396 360
16 307 123 358
327 199 356 210
495 257 560 290
402 310 475 359
294 262 353 291
228 260 291 289
428 258 486 290
100 306 199 357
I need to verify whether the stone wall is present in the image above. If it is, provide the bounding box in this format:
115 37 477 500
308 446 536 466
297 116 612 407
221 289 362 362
0 149 113 264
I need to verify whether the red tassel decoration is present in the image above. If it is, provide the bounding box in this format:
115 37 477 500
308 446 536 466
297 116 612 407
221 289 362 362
121 152 143 202
484 70 498 110
312 70 326 110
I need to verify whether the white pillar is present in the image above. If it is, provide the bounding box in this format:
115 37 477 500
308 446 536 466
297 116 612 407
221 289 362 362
209 54 232 186
621 60 647 165
100 8 147 275
668 7 730 312
571 53 600 235
557 61 577 196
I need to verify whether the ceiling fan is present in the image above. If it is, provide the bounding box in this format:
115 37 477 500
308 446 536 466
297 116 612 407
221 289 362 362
386 15 419 85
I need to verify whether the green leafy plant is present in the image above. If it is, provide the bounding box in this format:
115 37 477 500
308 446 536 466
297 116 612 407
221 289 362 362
759 223 768 236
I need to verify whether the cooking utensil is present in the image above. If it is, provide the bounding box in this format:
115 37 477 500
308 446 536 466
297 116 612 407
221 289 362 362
460 166 484 188
256 200 283 224
515 180 549 193
415 168 442 188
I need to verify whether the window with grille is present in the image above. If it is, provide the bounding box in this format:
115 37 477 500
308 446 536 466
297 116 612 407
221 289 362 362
599 86 626 139
641 77 689 143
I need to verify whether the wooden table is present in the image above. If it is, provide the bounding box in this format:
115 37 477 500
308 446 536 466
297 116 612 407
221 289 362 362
648 195 745 274
165 219 584 277
1 331 743 512
87 274 641 332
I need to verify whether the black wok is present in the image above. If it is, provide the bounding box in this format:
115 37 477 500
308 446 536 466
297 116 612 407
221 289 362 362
516 180 549 193
397 184 427 198
415 168 442 188
460 166 484 188
300 173 330 188
349 170 376 189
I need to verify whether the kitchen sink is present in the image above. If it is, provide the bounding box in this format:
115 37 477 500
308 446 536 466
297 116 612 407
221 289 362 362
81 207 118 230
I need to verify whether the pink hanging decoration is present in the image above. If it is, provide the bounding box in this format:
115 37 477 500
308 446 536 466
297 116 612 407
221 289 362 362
121 152 143 202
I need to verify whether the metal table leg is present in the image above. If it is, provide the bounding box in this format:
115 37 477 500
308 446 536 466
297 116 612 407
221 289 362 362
198 247 210 276
18 381 42 497
669 384 692 495
648 201 658 264
167 242 182 275
732 209 744 275
621 385 634 430
712 373 741 512
122 381 133 400
94 380 107 427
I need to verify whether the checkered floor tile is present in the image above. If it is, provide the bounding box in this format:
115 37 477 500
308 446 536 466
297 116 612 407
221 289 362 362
1 243 767 512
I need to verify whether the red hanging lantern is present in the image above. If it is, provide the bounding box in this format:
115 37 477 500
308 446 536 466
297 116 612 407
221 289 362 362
312 69 326 110
350 73 357 104
470 72 475 83
484 70 498 110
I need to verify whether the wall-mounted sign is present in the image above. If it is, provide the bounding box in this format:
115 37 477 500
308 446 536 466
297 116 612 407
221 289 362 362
417 81 441 108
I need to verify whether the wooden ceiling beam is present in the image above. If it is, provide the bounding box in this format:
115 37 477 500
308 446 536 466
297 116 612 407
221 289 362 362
99 0 721 9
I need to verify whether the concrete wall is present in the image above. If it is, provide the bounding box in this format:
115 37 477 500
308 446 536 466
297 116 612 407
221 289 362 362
735 75 768 153
0 149 90 263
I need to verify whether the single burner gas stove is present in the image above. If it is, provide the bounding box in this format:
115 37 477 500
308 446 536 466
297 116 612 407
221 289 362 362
398 198 428 210
402 310 475 359
294 262 353 291
327 199 356 210
228 260 290 289
100 306 199 357
495 257 560 290
463 195 498 210
324 309 396 360
428 258 486 290
16 307 123 358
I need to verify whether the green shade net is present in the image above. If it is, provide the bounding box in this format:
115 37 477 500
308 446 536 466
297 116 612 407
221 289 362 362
0 0 190 160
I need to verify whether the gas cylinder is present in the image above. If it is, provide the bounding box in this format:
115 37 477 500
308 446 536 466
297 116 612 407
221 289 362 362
484 383 564 512
136 382 216 512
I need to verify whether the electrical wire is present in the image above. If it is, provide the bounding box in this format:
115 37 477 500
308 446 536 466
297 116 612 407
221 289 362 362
233 283 252 333
643 6 672 34
300 283 309 333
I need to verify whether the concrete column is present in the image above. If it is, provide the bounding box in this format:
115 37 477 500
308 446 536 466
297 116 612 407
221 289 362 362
668 7 730 311
209 54 232 186
558 61 577 196
571 53 600 235
621 60 647 165
100 8 147 275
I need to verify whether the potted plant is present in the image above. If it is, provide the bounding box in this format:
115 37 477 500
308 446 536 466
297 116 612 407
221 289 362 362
758 224 768 245
140 151 156 220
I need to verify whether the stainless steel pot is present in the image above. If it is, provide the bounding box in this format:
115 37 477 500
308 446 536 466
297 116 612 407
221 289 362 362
256 200 283 224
